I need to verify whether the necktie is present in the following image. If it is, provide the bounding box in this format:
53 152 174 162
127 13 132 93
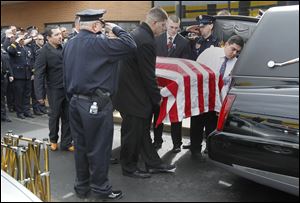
167 37 173 51
219 57 228 79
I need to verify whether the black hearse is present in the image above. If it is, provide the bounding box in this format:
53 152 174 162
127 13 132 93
208 5 299 196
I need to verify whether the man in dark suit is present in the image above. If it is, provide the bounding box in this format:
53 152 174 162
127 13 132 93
114 7 176 179
34 27 73 152
153 15 192 153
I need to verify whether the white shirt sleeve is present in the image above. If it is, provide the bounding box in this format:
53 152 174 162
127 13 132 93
196 47 212 65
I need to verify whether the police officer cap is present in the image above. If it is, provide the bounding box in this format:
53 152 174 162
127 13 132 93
196 15 215 27
26 26 37 31
76 9 106 22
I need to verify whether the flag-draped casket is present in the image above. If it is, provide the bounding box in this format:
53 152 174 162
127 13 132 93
155 57 226 127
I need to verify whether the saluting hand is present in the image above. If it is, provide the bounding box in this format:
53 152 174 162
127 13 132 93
105 22 119 31
186 25 201 35
15 35 25 44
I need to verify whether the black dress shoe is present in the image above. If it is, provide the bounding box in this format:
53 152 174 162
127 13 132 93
146 163 176 173
75 191 90 199
171 146 181 153
91 190 123 200
17 114 25 119
182 143 191 149
33 110 43 115
24 113 34 118
1 118 12 122
123 170 151 178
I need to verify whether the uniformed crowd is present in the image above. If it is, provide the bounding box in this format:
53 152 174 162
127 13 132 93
1 7 244 200
1 26 44 122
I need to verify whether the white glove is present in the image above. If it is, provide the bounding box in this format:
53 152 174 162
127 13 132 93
9 76 14 82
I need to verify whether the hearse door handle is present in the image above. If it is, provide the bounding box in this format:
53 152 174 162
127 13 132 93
267 58 299 68
263 145 292 154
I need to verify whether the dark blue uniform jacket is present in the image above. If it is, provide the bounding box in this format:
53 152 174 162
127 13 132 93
7 43 32 80
63 26 136 97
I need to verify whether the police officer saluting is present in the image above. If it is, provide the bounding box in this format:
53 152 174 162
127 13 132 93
7 34 34 119
183 15 220 153
190 15 219 60
63 9 136 200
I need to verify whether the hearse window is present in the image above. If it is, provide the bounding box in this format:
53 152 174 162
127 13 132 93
233 8 299 78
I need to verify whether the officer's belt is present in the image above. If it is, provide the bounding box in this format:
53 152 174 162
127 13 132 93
73 90 111 101
72 94 92 101
73 89 111 110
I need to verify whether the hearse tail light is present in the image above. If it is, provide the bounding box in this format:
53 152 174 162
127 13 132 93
217 94 236 131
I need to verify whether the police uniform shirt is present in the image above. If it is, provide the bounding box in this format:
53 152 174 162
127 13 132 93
7 44 32 79
196 46 237 95
197 34 219 56
63 27 136 96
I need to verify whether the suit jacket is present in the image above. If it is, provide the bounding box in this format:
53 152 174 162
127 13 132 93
156 32 192 59
114 22 161 118
34 43 63 100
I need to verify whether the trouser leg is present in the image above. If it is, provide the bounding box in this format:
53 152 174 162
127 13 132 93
31 80 40 112
69 98 90 195
71 97 113 195
141 116 163 167
23 79 32 115
171 122 182 148
14 80 25 115
204 111 218 138
190 114 205 153
47 88 62 143
60 94 72 149
6 81 15 110
120 113 142 173
153 107 163 144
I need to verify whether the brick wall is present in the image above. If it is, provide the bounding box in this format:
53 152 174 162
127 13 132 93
1 1 152 31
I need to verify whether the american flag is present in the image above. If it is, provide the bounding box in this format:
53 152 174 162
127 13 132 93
155 57 226 127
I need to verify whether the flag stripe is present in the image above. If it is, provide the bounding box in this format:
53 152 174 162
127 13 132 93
181 59 204 113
